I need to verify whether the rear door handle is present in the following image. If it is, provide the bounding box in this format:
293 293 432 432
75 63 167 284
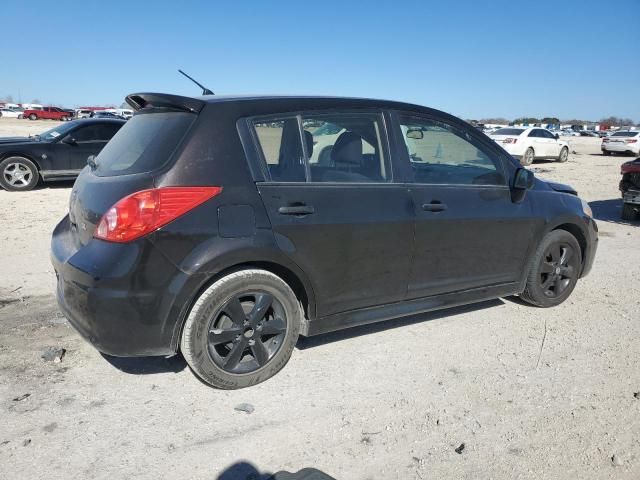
278 205 315 215
422 202 447 212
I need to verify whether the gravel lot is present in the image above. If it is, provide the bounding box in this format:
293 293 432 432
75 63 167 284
0 117 638 479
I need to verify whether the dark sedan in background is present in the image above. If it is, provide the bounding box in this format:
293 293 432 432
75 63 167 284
0 118 125 191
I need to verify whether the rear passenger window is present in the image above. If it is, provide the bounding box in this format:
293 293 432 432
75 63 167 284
303 113 389 183
399 115 504 186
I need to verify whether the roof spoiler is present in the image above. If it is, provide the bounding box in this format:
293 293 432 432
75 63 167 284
125 92 205 113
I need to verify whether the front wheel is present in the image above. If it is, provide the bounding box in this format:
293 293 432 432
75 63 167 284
0 156 40 191
180 269 302 389
522 147 535 166
557 147 569 163
520 230 582 307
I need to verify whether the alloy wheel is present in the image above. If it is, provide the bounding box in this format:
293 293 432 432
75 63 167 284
559 148 568 162
207 291 287 374
3 162 33 187
524 148 534 165
538 243 578 298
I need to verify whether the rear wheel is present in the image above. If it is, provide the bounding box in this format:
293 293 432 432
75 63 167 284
602 150 611 156
622 203 638 221
0 156 40 191
557 147 569 163
28 113 37 120
17 114 23 119
520 230 581 307
180 269 302 389
522 147 535 166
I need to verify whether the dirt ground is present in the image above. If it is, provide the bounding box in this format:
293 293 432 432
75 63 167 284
0 117 638 479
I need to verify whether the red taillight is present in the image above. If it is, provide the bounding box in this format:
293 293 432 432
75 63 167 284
94 186 222 243
602 138 609 143
625 139 637 144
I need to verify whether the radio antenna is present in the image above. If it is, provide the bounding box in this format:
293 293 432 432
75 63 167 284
178 69 214 95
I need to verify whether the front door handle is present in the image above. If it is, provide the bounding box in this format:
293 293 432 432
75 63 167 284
278 205 315 215
422 202 447 212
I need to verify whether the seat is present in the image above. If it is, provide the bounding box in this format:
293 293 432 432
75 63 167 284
321 131 371 182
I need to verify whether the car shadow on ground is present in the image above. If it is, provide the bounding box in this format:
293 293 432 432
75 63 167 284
589 199 638 226
101 353 187 374
297 299 504 350
99 300 506 371
216 462 335 480
40 180 75 190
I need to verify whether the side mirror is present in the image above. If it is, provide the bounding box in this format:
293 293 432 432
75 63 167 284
406 128 424 140
554 133 559 140
513 167 535 190
62 136 77 145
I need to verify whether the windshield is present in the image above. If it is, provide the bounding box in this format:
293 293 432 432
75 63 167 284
37 122 77 141
310 122 343 136
94 111 195 176
493 128 524 136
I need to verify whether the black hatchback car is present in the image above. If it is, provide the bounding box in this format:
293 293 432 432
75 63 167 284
51 93 598 389
0 118 125 191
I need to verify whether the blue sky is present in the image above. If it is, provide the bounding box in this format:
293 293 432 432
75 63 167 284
2 0 638 121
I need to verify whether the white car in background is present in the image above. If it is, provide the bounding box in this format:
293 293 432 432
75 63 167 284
75 109 93 119
601 131 640 156
0 108 22 118
490 127 570 165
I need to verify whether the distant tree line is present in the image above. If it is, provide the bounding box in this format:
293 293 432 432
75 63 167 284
2 94 41 104
476 115 638 127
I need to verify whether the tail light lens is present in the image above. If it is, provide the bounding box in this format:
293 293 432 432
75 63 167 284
625 139 637 144
503 138 517 144
602 138 609 143
95 186 222 243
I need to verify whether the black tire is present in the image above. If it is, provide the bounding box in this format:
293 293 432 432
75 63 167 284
602 150 611 156
0 156 40 191
622 203 638 221
180 269 302 389
557 147 569 163
28 113 37 120
522 147 535 166
520 230 582 307
17 114 23 119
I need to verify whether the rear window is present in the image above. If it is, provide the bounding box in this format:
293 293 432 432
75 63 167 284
94 111 195 176
493 128 524 136
611 131 639 137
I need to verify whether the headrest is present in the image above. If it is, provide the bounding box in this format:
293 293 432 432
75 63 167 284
304 130 314 157
331 131 362 165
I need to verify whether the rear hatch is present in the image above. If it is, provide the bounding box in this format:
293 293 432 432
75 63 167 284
67 93 204 247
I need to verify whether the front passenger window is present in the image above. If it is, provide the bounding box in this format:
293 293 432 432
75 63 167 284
399 116 504 186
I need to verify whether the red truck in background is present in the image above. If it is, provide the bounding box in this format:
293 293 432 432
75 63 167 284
23 107 73 121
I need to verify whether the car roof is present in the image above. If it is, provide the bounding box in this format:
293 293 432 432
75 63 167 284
125 92 465 125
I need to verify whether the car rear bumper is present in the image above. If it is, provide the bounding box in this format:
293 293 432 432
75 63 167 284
51 215 200 357
602 143 640 153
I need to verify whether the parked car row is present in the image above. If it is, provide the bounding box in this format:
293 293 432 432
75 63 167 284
0 105 133 121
